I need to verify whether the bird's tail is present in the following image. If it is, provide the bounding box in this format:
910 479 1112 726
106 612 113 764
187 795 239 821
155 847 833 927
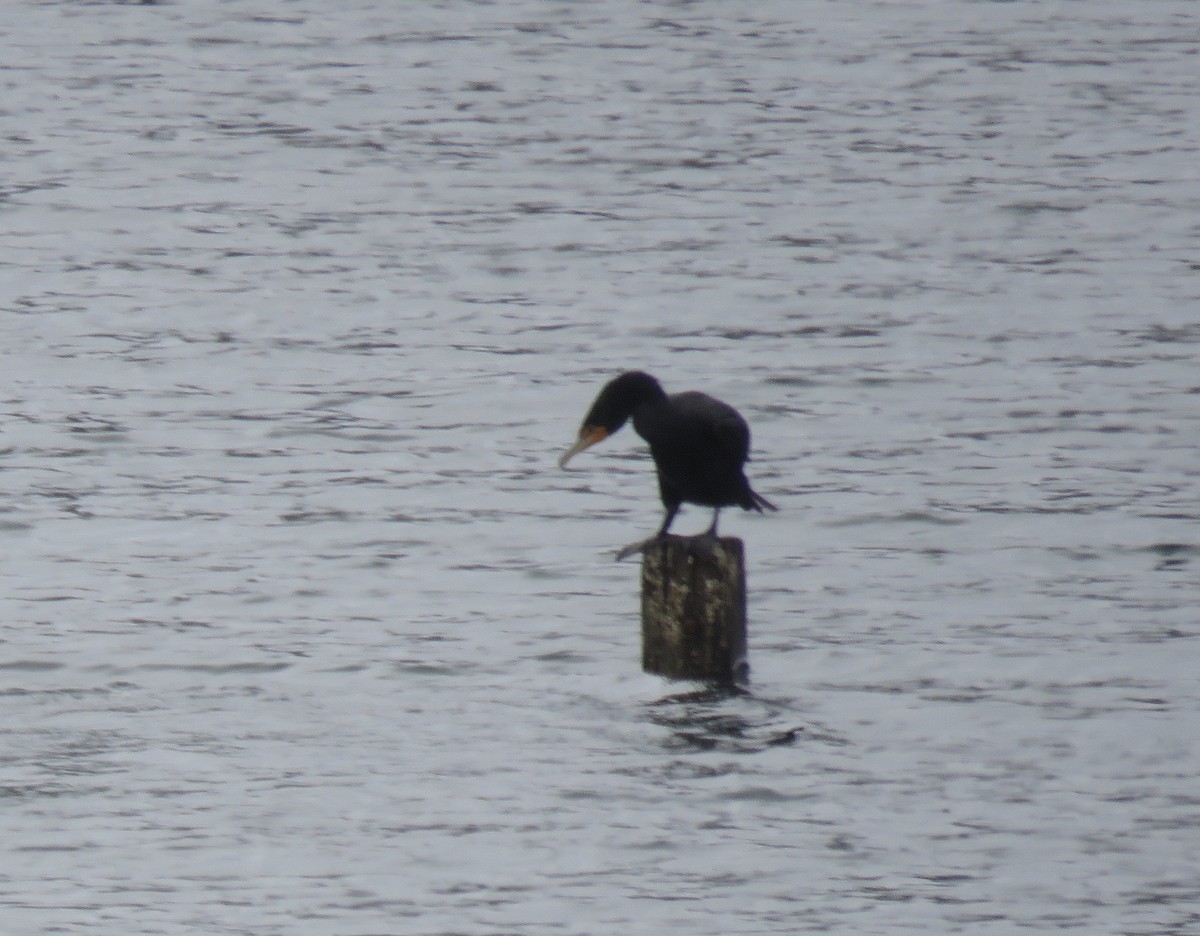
745 487 778 513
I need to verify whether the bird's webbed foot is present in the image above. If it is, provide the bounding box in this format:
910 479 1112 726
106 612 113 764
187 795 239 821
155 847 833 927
614 531 722 562
614 535 662 562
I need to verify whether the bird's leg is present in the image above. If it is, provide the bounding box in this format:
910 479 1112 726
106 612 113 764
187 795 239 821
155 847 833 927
615 504 680 561
672 508 721 562
656 503 680 537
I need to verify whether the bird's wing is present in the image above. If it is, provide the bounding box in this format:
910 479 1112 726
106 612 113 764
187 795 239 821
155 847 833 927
671 391 752 464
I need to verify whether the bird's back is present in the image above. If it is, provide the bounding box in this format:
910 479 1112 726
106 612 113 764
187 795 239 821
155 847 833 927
664 391 751 464
633 391 757 509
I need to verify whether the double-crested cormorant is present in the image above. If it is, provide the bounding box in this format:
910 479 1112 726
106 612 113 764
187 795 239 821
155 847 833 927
559 371 776 545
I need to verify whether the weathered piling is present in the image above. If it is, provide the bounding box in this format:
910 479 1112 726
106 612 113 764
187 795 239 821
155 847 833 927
641 536 748 685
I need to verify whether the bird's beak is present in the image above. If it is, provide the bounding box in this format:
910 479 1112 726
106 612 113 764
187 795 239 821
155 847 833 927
558 425 608 469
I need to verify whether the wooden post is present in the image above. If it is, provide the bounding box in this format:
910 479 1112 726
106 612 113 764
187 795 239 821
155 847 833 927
641 536 748 685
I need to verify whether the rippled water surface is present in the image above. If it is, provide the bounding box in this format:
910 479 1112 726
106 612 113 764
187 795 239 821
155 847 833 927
3 2 1198 933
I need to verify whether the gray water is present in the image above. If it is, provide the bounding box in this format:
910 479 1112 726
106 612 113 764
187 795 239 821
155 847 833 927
2 2 1198 934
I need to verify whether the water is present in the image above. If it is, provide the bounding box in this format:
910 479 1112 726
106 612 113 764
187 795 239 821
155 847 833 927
2 2 1198 933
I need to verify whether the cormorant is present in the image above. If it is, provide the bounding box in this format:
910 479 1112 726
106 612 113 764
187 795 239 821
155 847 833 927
559 371 776 550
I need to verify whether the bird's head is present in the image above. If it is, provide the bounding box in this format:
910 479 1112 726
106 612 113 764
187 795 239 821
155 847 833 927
558 371 665 468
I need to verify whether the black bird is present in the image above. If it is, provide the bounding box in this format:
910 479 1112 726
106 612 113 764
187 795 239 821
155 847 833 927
559 371 776 546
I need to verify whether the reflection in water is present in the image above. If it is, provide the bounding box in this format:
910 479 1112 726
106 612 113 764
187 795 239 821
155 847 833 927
646 686 836 754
